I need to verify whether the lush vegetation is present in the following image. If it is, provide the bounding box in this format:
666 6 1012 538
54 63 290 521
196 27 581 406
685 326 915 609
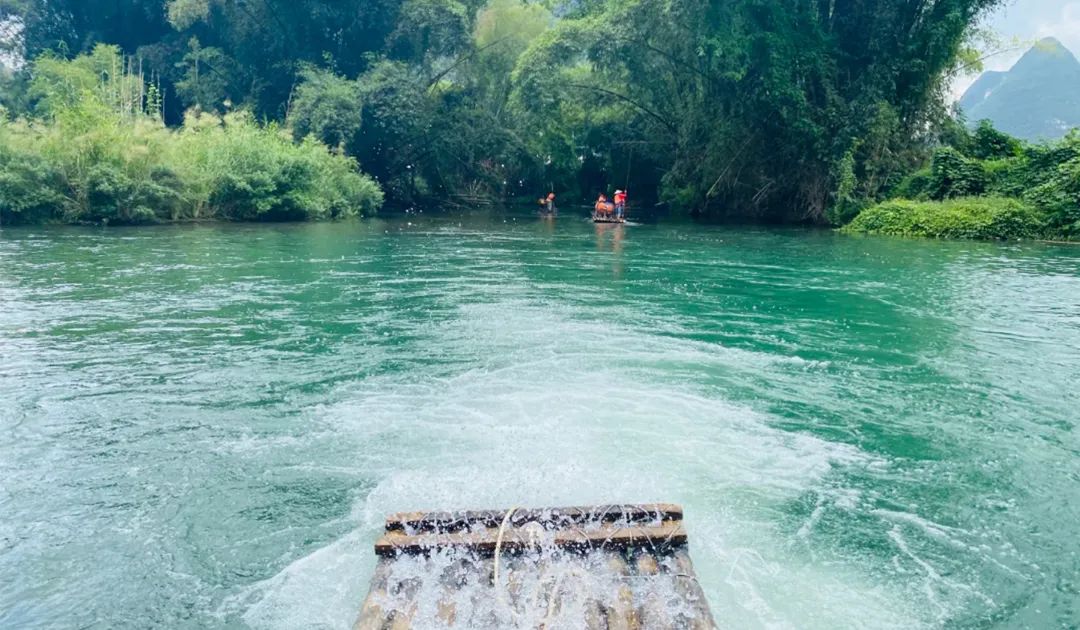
842 198 1046 240
0 46 382 225
0 0 1014 224
844 120 1080 240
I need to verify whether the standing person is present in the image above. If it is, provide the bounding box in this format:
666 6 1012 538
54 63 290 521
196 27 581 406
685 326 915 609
614 189 626 219
546 192 556 214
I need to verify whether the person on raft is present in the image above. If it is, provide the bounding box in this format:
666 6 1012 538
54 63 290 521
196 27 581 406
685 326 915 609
595 193 613 219
614 189 626 219
537 192 556 215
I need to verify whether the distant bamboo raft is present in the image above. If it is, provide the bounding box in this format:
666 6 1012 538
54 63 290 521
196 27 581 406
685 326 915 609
354 503 716 629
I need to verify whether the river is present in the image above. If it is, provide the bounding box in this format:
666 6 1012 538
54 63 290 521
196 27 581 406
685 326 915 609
1 214 1078 629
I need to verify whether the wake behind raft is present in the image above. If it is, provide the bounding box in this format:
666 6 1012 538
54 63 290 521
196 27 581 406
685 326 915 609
353 503 716 629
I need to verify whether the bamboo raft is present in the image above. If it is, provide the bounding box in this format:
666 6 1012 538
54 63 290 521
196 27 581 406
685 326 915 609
354 503 716 629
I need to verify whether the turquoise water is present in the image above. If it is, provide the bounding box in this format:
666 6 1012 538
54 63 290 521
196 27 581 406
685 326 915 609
1 215 1078 628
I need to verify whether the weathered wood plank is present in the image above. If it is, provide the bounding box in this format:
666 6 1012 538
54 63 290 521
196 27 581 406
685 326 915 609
353 560 393 630
604 556 640 630
435 558 467 626
385 503 683 533
669 549 718 630
375 521 687 557
635 552 674 630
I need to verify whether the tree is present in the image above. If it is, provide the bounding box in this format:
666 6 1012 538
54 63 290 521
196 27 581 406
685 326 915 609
511 0 1007 220
2 0 1010 218
287 67 364 151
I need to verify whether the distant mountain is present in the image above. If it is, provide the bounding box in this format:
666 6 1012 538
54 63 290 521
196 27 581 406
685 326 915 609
959 38 1080 141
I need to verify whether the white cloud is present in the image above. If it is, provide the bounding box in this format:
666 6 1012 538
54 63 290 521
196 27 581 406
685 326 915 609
1034 2 1080 53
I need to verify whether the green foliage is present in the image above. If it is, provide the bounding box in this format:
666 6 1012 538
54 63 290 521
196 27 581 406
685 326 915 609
847 121 1080 240
352 60 435 203
843 197 1046 240
0 130 66 223
0 48 382 225
826 148 864 226
174 38 245 113
892 168 933 200
166 0 210 31
176 112 383 221
970 120 1022 159
1023 155 1080 237
3 0 1012 217
928 147 989 199
287 68 364 150
30 45 148 118
509 0 1005 219
389 0 476 67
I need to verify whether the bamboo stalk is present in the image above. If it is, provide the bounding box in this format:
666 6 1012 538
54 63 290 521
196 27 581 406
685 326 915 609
604 555 640 630
669 549 717 630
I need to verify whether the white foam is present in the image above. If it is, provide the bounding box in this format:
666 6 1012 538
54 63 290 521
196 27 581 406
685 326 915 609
226 300 924 629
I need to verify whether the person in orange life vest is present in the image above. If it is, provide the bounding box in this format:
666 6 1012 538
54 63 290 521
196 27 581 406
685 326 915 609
595 193 611 218
613 190 626 219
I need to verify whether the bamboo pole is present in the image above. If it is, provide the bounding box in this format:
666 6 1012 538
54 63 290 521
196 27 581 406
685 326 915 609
604 555 640 630
353 560 393 630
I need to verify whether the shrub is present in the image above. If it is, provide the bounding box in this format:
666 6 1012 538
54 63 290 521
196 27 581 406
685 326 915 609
177 112 383 221
1024 156 1080 237
892 167 932 200
970 120 1022 160
0 47 383 225
928 147 988 199
826 148 866 226
0 130 65 224
842 197 1047 240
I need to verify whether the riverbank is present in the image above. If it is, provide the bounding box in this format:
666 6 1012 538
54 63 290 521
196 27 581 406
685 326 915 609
0 47 382 227
840 124 1080 242
0 110 383 226
840 197 1061 241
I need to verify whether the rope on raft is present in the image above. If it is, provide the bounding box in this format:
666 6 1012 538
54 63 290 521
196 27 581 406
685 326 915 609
493 506 519 615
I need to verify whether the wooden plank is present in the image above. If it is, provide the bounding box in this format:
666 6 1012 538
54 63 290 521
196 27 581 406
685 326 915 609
385 503 683 533
375 521 687 557
435 558 467 626
669 549 718 630
353 560 393 630
583 598 607 630
383 572 421 630
604 556 640 630
635 552 674 630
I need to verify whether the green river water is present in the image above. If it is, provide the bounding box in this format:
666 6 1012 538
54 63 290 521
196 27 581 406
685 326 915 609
1 214 1078 629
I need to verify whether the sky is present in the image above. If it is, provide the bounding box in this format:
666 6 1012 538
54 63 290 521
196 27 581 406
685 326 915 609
953 0 1080 97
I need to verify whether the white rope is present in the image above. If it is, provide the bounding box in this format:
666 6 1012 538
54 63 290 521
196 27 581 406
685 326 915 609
493 506 519 615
